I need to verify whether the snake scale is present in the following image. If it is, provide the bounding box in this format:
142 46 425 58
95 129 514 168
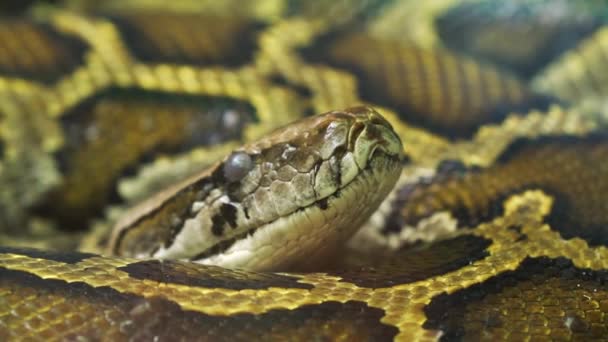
1 0 608 341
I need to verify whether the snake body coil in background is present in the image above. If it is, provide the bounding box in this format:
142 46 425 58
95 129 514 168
1 1 608 341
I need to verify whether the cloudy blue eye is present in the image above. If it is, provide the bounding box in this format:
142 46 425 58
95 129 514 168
224 152 253 182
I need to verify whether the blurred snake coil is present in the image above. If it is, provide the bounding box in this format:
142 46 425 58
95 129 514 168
2 1 608 341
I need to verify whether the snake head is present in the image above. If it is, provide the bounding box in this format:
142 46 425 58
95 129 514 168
109 106 403 271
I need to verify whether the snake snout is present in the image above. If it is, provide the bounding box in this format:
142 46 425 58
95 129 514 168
345 107 403 169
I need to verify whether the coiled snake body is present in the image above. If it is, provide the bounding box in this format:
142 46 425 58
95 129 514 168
1 1 608 341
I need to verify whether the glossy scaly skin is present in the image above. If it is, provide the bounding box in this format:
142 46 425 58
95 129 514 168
1 1 608 341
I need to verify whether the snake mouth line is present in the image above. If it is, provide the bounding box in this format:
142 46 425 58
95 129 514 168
189 152 402 266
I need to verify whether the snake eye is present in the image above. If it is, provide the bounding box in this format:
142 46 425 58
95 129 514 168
224 151 253 182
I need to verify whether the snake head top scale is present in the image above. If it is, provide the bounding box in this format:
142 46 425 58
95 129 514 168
107 106 404 271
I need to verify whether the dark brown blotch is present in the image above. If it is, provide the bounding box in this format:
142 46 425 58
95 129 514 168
118 259 312 290
0 20 88 82
300 32 552 139
211 215 225 237
210 203 239 236
0 247 96 264
33 89 255 231
383 135 608 247
109 14 265 67
0 267 397 341
325 235 491 288
316 198 329 210
423 257 608 340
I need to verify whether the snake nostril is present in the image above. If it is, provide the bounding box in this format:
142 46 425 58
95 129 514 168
348 121 366 149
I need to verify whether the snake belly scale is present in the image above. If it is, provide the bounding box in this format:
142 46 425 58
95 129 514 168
1 1 608 341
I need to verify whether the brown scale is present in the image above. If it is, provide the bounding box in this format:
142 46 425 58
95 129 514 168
110 13 264 67
325 235 491 288
0 20 87 82
302 33 549 139
0 268 397 341
35 90 256 230
387 135 608 246
0 246 96 264
285 0 389 25
435 1 601 77
117 259 313 290
423 257 608 340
